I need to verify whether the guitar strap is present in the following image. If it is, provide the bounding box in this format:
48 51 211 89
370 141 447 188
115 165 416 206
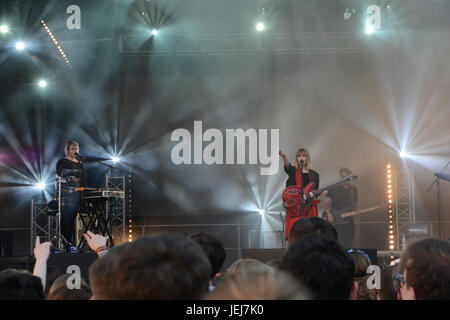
295 168 311 189
350 186 356 211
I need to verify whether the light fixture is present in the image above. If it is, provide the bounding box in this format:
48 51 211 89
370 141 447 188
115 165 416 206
256 23 265 32
15 41 25 50
36 181 46 190
0 24 9 33
38 79 47 88
365 22 375 35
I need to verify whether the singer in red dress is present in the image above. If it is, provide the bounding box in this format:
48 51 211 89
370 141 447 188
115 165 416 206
279 148 320 241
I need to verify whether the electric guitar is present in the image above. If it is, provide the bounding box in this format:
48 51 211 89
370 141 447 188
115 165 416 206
282 174 358 218
322 202 387 225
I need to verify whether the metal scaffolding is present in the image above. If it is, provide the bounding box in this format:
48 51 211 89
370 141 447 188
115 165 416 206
105 175 126 245
394 168 416 250
30 200 53 255
118 32 398 56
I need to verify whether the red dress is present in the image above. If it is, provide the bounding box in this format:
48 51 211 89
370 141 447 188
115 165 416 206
283 167 319 241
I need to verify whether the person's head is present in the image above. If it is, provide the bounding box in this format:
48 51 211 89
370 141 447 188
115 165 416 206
65 140 79 157
347 249 370 277
339 167 352 180
44 265 63 298
288 217 338 246
46 274 92 300
265 259 281 269
398 238 450 300
89 233 211 299
226 258 272 274
280 235 356 300
295 148 311 169
0 269 44 300
376 264 398 300
355 275 376 300
187 232 226 280
205 269 310 300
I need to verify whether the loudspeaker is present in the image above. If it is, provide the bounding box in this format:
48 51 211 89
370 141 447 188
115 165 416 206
47 253 98 283
241 248 287 263
0 231 13 257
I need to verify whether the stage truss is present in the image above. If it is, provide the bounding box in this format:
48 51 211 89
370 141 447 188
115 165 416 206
394 169 416 250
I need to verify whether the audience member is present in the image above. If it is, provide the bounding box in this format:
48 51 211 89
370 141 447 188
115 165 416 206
0 269 44 300
226 258 272 274
89 233 211 299
32 236 52 291
45 265 63 298
265 259 281 269
83 231 109 256
376 264 398 300
355 275 376 300
205 268 310 300
398 238 450 300
288 217 338 247
187 232 226 288
47 274 92 300
280 235 357 300
347 249 370 277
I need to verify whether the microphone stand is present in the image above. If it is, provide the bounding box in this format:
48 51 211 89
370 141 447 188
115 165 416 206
426 160 450 240
77 155 127 176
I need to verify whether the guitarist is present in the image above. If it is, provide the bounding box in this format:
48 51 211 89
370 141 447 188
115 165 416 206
322 167 357 249
279 148 321 240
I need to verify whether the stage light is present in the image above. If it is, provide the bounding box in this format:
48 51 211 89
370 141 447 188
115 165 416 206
0 24 9 33
258 209 265 216
36 181 46 190
41 20 72 69
112 156 120 164
256 23 265 32
399 150 409 158
38 79 47 88
387 163 395 250
15 41 25 50
151 29 158 36
365 23 375 35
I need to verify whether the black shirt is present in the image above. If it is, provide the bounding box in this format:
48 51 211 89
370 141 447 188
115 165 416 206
284 164 320 190
56 158 85 189
326 184 358 222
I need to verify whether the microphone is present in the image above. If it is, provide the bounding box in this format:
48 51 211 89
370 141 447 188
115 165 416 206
300 160 304 167
75 153 85 160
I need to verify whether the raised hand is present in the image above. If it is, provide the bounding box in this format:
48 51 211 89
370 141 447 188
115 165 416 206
83 231 107 252
34 236 52 262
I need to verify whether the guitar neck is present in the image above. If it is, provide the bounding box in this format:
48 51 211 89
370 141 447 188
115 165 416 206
315 180 349 196
341 206 381 218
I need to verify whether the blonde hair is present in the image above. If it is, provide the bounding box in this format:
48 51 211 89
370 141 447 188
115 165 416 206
64 140 79 156
295 148 311 170
205 269 310 300
226 258 271 274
